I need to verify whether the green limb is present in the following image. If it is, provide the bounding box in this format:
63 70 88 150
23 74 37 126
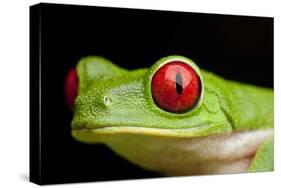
249 136 274 172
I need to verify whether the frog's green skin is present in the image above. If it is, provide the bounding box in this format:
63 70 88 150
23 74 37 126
71 55 273 175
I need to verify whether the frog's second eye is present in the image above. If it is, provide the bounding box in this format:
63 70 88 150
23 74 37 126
65 68 78 110
151 61 201 113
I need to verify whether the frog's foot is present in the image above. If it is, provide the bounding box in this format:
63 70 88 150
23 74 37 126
248 136 274 172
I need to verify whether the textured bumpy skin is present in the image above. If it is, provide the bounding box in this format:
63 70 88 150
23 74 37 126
202 71 273 131
71 55 274 174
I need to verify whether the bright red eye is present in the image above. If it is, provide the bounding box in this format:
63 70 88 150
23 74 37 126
65 68 78 110
151 61 201 113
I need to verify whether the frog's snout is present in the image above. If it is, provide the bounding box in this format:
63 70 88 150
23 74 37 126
65 67 78 110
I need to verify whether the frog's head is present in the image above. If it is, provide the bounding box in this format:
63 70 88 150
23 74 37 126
66 55 232 143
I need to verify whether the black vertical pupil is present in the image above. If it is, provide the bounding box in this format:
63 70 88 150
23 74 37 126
176 72 183 95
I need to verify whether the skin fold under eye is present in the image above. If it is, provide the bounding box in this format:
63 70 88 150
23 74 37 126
151 61 201 113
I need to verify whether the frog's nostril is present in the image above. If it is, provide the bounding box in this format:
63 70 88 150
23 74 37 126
65 67 78 110
103 96 111 106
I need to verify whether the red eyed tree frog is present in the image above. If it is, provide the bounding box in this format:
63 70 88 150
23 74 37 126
65 55 273 175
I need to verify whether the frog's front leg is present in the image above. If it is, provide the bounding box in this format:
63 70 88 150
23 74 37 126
249 136 274 172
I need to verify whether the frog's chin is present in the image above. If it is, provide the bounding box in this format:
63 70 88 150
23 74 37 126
72 127 273 175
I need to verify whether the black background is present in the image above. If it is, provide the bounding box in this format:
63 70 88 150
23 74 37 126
31 3 273 184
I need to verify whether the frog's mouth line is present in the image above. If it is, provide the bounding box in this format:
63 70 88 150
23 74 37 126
71 121 231 139
72 126 273 142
